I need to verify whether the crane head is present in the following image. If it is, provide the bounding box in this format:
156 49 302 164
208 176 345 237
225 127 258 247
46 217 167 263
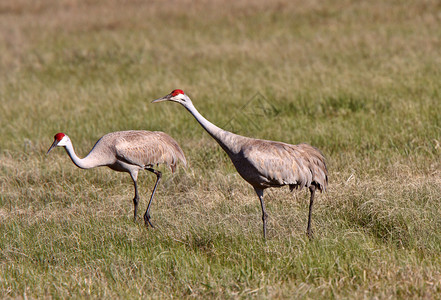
152 89 189 104
47 133 70 154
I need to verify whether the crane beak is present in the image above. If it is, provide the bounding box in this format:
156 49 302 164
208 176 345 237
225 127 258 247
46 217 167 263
46 140 59 155
151 95 170 103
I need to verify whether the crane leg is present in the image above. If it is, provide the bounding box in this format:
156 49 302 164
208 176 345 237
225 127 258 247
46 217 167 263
307 185 316 239
144 168 162 228
133 181 139 222
254 188 268 239
130 172 139 222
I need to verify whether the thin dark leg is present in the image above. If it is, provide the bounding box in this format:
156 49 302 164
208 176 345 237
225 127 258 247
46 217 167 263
254 187 268 239
133 180 139 222
144 168 162 228
307 185 316 239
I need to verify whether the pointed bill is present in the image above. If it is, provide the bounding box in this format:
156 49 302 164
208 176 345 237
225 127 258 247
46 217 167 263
46 139 59 155
151 94 170 103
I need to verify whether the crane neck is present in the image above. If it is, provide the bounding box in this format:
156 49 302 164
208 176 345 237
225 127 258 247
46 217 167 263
63 140 97 169
182 100 244 155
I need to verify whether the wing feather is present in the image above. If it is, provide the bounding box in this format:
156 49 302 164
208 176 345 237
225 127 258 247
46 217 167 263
110 131 186 172
242 140 327 191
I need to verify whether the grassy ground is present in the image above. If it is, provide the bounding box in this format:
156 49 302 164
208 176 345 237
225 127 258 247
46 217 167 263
1 0 441 298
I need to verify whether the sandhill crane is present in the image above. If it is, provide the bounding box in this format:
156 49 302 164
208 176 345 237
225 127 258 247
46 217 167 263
152 90 328 238
47 130 186 227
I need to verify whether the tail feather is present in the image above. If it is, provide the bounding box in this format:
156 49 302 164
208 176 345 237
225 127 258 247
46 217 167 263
298 144 328 192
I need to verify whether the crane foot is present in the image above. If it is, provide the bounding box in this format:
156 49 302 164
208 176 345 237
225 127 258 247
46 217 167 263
144 213 155 228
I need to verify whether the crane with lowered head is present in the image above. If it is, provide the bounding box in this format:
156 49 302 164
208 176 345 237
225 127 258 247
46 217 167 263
47 130 187 227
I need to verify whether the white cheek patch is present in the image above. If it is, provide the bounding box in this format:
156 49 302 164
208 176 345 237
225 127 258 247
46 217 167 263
59 136 69 146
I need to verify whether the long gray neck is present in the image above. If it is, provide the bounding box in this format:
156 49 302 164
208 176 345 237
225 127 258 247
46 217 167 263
182 101 243 155
63 141 97 169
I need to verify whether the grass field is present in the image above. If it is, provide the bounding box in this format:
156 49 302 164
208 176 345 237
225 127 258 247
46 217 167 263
1 0 441 298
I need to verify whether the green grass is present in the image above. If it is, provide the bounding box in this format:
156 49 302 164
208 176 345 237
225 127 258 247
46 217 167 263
1 0 441 298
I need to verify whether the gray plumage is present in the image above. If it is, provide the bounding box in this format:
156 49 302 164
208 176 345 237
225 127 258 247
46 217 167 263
93 131 186 172
47 130 186 227
153 90 328 238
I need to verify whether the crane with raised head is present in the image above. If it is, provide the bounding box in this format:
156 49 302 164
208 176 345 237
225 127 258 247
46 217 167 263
47 130 186 227
152 90 327 238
